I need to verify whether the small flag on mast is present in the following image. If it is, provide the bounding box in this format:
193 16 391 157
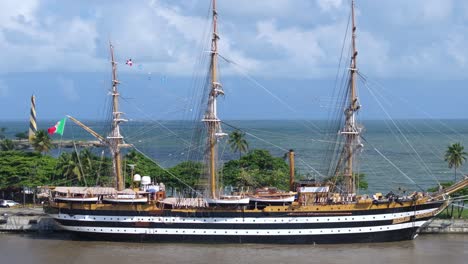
126 59 133 66
48 117 67 136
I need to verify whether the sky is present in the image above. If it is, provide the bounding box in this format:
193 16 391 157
0 0 468 122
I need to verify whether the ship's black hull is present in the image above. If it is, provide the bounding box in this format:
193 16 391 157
47 200 443 244
72 226 419 244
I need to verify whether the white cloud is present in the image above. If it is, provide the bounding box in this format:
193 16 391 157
0 0 465 80
0 0 38 28
317 0 343 13
422 0 453 21
445 32 468 68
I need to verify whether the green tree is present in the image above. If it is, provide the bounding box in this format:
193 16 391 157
228 130 249 159
124 150 168 186
0 139 15 151
168 161 203 194
32 130 53 154
15 131 28 140
444 142 467 182
428 182 468 219
0 151 58 189
222 149 290 190
124 150 204 194
323 173 368 191
56 149 112 186
56 152 84 185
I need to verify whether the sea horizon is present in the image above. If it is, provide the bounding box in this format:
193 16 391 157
1 119 468 194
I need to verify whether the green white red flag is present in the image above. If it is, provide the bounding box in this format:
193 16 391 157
48 117 67 135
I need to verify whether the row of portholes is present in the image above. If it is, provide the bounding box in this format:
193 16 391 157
78 225 394 235
62 211 422 223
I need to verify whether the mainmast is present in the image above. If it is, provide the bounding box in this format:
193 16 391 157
109 43 127 191
203 0 226 199
340 0 361 194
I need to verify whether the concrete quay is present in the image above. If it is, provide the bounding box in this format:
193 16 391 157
420 219 468 234
0 207 57 232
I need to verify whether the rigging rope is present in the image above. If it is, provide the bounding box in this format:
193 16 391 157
363 138 424 191
133 146 202 196
360 74 441 186
221 121 325 178
217 54 323 135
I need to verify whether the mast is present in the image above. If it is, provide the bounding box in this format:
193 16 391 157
340 0 361 194
109 43 126 191
203 0 226 199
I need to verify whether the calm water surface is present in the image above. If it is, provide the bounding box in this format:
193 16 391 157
0 233 466 264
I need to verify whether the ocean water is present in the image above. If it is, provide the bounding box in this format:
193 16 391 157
1 119 468 194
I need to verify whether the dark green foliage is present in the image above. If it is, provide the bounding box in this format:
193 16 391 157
356 173 368 190
1 139 15 151
55 150 113 186
323 173 369 191
0 151 58 189
124 150 202 192
15 131 28 140
444 142 467 182
228 130 249 159
124 150 168 185
0 147 297 193
32 130 53 154
222 149 290 190
168 161 203 192
428 182 468 219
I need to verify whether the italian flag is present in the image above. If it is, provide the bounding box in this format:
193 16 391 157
48 117 67 135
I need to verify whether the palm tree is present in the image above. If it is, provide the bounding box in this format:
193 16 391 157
0 139 15 151
444 142 467 182
228 130 249 159
32 130 53 154
57 152 83 184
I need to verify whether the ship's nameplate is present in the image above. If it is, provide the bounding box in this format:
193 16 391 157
392 216 410 224
415 211 434 219
287 212 352 216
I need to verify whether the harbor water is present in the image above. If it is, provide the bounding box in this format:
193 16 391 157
0 233 466 264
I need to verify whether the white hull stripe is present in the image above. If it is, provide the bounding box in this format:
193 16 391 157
51 207 438 224
61 221 428 236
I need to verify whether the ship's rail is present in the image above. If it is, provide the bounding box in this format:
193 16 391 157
430 176 468 200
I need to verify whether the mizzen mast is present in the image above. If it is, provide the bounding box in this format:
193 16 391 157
203 0 226 199
339 0 361 194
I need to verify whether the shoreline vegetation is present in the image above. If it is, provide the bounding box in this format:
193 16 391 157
0 129 467 219
0 129 297 200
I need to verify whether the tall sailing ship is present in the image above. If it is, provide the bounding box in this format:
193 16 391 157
45 0 468 244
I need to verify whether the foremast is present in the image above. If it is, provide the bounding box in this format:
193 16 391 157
109 43 127 191
202 0 226 199
67 44 128 191
338 0 362 194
